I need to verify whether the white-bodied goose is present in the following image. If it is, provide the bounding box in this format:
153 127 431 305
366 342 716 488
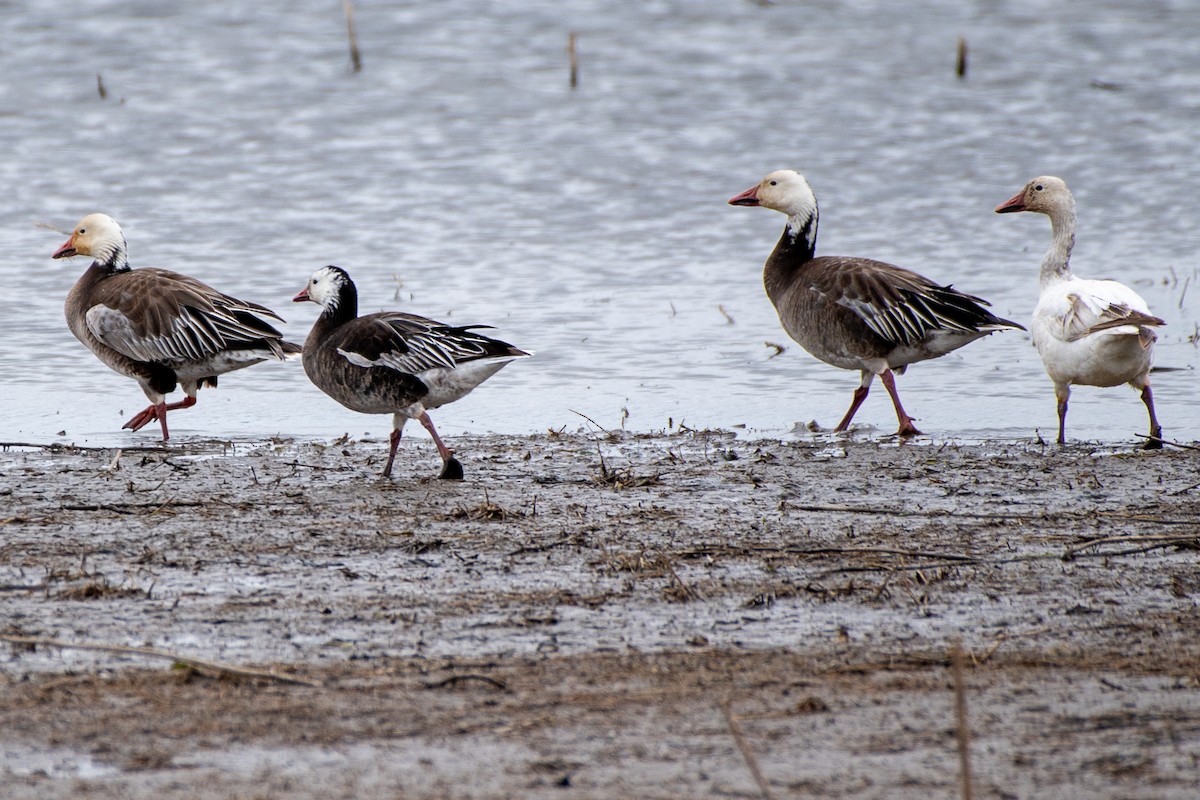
996 176 1165 448
52 213 301 440
293 266 528 479
729 169 1023 436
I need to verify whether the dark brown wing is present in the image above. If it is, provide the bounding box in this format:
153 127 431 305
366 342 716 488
84 268 290 364
810 256 1023 346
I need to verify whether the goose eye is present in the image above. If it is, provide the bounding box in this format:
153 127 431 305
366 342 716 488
769 180 777 186
1034 184 1043 191
78 228 86 234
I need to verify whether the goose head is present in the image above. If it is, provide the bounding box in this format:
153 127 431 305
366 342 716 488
52 213 129 269
728 169 818 220
294 265 355 311
995 176 1074 216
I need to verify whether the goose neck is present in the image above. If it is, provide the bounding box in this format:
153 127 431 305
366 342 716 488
1039 205 1076 288
763 211 818 298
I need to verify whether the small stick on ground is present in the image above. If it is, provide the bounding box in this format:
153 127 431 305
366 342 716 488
1135 433 1199 450
567 32 579 88
424 674 511 693
952 638 974 800
662 556 697 601
1063 533 1200 559
96 73 107 99
343 0 363 72
721 699 775 800
956 37 968 78
0 635 322 688
569 408 613 436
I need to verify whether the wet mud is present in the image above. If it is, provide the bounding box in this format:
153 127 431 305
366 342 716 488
2 431 1199 798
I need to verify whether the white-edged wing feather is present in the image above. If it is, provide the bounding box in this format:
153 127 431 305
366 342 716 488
1040 277 1163 343
334 314 515 375
85 293 288 366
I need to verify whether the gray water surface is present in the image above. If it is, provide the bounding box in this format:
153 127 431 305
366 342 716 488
2 0 1196 448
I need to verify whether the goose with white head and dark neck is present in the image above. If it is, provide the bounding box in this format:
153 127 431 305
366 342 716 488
996 176 1165 448
294 266 529 479
729 169 1023 436
52 213 301 440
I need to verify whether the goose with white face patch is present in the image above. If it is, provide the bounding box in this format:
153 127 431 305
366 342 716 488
294 266 529 479
996 176 1165 448
729 170 1024 437
52 213 302 441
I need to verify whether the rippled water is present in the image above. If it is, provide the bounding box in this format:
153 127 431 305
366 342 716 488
2 0 1197 447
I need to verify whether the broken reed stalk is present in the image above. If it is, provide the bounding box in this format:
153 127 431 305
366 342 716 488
0 634 322 688
343 0 363 73
567 32 578 88
96 73 107 99
951 638 974 800
721 699 775 800
956 36 968 78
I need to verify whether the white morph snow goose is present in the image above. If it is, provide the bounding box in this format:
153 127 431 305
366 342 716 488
729 169 1023 436
995 176 1165 448
52 213 301 440
293 266 529 479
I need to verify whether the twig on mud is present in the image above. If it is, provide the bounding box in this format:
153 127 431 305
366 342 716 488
782 502 1063 521
507 537 574 557
1095 511 1200 526
806 545 979 562
1170 480 1200 496
281 460 346 471
0 441 166 454
720 699 775 800
1133 433 1199 451
975 626 1053 664
36 674 96 694
951 639 974 800
592 447 660 489
424 674 511 693
104 449 122 472
1063 533 1200 560
568 409 613 436
60 500 205 515
680 543 982 564
662 558 698 601
0 635 322 688
147 496 178 517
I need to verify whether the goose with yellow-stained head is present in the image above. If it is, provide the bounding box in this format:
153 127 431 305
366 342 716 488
729 169 1023 436
52 213 301 441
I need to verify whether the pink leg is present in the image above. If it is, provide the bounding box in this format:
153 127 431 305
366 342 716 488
1055 387 1069 445
879 369 921 437
382 428 402 478
1140 385 1163 450
834 371 874 433
417 412 464 480
123 405 159 433
417 412 453 461
122 396 197 441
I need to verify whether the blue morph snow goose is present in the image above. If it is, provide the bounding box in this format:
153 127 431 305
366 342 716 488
52 213 301 440
996 176 1165 448
293 266 529 479
729 169 1023 436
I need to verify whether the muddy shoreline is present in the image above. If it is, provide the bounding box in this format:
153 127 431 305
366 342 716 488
2 431 1199 798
